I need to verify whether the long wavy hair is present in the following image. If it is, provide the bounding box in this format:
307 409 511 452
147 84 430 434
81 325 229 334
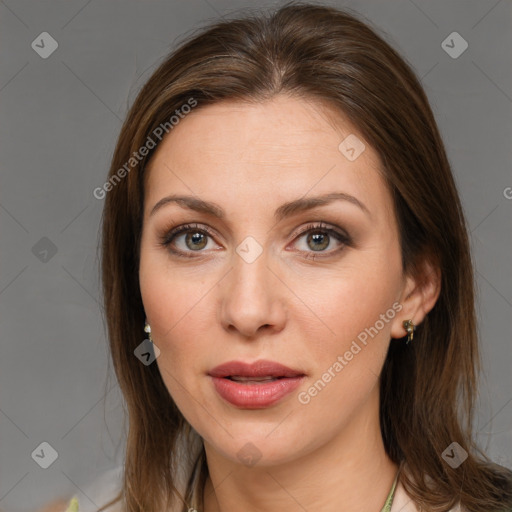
99 3 512 511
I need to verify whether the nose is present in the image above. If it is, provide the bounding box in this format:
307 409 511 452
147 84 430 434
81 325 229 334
219 245 287 339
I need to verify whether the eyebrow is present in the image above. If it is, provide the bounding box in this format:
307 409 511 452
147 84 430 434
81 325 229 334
149 192 371 221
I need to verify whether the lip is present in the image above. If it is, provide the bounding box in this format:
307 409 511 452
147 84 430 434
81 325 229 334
208 360 306 409
209 359 304 378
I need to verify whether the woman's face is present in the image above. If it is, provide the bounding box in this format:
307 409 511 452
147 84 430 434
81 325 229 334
139 94 411 467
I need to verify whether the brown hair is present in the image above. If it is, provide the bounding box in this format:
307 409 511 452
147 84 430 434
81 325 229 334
99 2 512 511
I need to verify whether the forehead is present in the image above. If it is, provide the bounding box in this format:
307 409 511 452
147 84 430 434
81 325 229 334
144 95 390 219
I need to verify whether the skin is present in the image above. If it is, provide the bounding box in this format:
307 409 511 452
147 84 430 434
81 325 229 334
139 94 440 512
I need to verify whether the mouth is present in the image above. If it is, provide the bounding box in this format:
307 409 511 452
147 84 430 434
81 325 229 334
208 359 306 380
224 376 284 383
208 360 306 409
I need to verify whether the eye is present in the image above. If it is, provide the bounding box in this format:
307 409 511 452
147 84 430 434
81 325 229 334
159 221 351 260
159 223 219 258
291 222 351 259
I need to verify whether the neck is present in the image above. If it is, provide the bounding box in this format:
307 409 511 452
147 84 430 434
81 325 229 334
202 390 398 512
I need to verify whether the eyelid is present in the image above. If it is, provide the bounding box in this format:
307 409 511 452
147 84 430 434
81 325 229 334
160 223 217 245
159 221 351 258
292 221 349 240
287 221 351 259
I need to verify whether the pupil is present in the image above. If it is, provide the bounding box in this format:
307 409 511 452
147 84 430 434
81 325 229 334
186 232 207 250
308 232 328 251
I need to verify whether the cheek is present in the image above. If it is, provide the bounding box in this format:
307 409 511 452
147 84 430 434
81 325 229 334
139 250 206 370
290 271 400 434
140 273 212 423
292 248 402 376
139 240 211 340
139 252 216 408
140 269 210 360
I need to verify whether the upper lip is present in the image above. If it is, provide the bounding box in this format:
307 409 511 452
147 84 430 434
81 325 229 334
209 359 305 378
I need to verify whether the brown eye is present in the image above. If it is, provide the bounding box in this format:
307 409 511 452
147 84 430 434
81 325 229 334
184 231 208 251
306 231 330 251
292 222 351 259
160 223 219 257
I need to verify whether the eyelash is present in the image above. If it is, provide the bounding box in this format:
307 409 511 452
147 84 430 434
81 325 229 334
158 222 351 260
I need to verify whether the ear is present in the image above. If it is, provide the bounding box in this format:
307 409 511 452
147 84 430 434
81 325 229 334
390 256 441 339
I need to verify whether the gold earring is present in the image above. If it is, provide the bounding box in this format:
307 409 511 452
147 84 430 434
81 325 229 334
402 319 416 344
144 320 153 342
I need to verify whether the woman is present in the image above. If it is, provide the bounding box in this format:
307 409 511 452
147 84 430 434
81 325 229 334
50 2 512 511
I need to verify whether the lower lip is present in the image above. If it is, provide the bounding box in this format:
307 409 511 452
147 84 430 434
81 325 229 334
210 376 304 409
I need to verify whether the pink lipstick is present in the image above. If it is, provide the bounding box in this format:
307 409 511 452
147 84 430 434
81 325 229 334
208 360 305 409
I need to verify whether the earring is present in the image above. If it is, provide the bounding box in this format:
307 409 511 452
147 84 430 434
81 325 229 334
402 319 416 344
144 320 153 342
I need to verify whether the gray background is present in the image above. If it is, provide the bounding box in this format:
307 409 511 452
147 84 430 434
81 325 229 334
1 0 511 510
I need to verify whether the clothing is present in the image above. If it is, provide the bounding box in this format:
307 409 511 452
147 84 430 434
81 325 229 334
65 497 79 512
382 470 398 511
62 464 465 512
63 466 122 512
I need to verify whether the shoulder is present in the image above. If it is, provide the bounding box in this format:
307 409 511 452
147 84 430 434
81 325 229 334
39 465 124 512
34 498 72 512
391 471 512 512
63 495 123 512
82 465 123 511
61 495 123 512
391 479 468 512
